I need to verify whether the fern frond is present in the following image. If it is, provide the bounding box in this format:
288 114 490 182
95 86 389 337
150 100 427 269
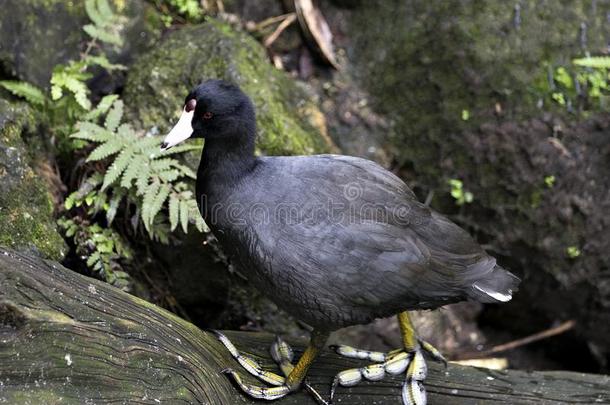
174 163 196 179
159 144 202 156
106 190 124 224
85 0 105 26
64 75 92 110
188 200 207 232
179 199 189 233
120 157 144 188
102 145 135 190
0 81 46 106
71 122 113 142
135 163 152 195
148 183 171 229
169 193 180 231
87 137 125 161
157 169 181 182
573 56 610 69
150 158 174 173
105 100 123 132
85 94 119 120
141 180 160 230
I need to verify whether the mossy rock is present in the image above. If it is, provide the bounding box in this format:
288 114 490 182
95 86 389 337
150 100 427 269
344 0 608 182
0 0 162 88
0 99 66 260
123 20 334 156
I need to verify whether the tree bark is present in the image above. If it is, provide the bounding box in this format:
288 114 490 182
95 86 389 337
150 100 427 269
0 247 608 404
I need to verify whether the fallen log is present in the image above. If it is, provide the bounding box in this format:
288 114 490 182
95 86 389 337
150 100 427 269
0 247 608 404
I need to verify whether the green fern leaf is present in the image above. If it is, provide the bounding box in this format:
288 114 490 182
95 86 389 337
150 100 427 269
179 199 189 233
148 183 171 229
105 99 123 132
71 122 113 142
0 81 46 106
135 163 152 195
83 24 123 46
87 137 124 161
175 163 196 179
64 76 92 110
102 146 135 190
159 144 202 156
150 158 173 173
133 136 161 153
169 194 180 231
141 180 160 230
189 200 207 232
573 56 610 69
85 0 105 26
96 0 115 22
84 94 119 120
106 191 124 224
120 157 144 188
157 169 181 182
50 84 63 100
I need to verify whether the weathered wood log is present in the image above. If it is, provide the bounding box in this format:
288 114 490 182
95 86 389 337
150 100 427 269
0 247 609 404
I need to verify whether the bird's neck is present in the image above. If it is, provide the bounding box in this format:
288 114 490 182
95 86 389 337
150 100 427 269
198 135 257 186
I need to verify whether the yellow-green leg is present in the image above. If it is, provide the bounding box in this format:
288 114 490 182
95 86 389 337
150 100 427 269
330 311 446 405
216 330 329 403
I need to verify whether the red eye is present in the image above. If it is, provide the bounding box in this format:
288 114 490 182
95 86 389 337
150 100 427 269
185 99 196 112
203 111 213 119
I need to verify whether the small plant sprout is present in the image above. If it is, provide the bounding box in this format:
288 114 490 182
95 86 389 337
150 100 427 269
461 109 470 121
566 246 581 259
544 175 556 188
448 179 474 206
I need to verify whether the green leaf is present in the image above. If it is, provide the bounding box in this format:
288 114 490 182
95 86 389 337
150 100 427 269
141 180 160 230
120 158 144 188
179 199 189 233
159 144 202 156
102 146 135 190
106 191 123 224
85 0 105 26
105 100 123 132
573 56 610 69
50 84 63 100
158 169 181 182
148 183 171 228
71 122 113 142
85 94 119 120
96 0 115 22
0 81 46 106
83 23 123 46
87 137 124 161
169 194 180 231
86 251 101 267
64 76 92 110
135 163 152 195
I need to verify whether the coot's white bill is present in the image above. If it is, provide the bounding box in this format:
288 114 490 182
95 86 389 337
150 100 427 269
161 108 194 150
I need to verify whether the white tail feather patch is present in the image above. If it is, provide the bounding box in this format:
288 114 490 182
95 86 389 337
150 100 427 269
473 284 512 302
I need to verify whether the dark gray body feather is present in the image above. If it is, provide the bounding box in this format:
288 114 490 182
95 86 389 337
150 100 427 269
199 154 519 331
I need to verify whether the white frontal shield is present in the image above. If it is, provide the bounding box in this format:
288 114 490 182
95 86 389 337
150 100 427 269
161 108 194 150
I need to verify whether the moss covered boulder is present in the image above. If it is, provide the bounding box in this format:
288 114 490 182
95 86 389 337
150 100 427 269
123 20 334 156
0 99 65 260
0 0 161 88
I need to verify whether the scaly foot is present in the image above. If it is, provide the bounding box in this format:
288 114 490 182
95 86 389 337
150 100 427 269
329 339 446 405
214 331 329 404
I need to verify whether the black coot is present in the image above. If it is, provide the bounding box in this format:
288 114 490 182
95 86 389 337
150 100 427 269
161 79 520 405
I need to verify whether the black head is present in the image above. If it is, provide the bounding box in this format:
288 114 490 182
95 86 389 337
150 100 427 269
161 79 256 150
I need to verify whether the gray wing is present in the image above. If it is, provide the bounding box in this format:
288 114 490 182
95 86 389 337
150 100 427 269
245 155 519 322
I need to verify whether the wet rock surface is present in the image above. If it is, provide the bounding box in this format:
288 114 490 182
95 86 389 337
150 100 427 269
0 99 66 260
